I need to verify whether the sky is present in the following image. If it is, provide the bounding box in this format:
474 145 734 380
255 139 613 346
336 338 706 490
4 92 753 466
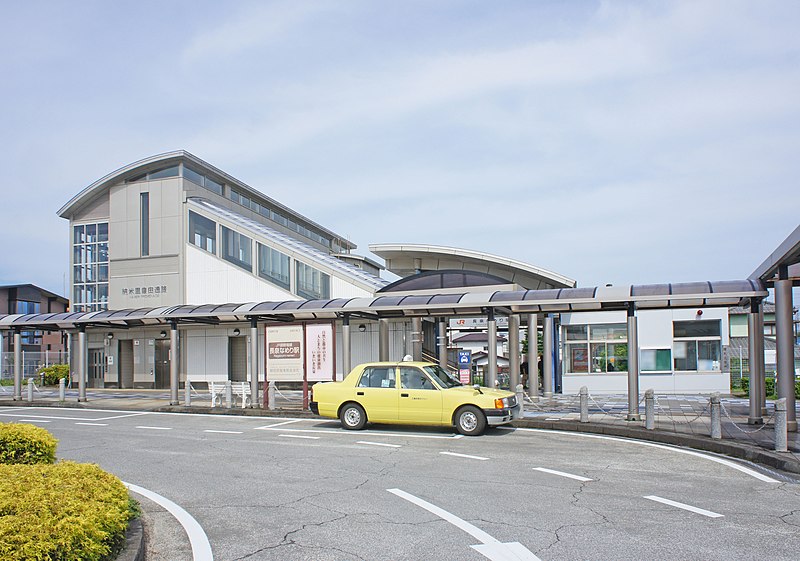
1 0 798 297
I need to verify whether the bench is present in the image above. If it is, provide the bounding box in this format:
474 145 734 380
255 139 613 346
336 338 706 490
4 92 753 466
209 381 251 408
231 381 252 409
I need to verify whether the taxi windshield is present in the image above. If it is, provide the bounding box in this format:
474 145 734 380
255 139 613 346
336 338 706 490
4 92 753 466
423 365 462 389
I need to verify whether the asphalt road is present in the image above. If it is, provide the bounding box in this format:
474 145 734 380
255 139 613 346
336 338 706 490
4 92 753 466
3 406 799 561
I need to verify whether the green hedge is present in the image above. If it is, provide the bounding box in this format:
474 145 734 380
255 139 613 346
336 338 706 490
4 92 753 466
735 376 799 399
0 423 57 465
0 461 136 561
36 364 70 386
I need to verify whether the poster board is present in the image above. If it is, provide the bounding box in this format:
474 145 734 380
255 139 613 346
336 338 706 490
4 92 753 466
265 325 304 382
305 323 335 382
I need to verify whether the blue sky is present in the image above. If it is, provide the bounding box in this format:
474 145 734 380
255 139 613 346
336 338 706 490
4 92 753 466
1 0 798 296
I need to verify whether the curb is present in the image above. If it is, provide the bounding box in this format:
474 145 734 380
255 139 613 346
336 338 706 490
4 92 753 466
117 516 144 561
511 418 800 476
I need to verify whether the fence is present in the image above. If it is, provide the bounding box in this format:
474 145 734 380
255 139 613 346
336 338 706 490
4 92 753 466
0 351 70 381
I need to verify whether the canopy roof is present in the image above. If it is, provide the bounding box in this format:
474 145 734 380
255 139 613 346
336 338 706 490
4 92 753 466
750 224 800 287
0 280 766 330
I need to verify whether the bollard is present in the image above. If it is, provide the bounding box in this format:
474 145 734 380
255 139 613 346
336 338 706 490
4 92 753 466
268 381 276 410
27 378 34 403
645 389 655 430
515 384 524 417
579 386 588 423
225 381 233 409
185 382 192 407
775 398 788 452
58 378 65 402
710 393 721 440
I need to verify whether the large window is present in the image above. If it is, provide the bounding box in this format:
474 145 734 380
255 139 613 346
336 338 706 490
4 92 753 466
189 211 216 254
564 323 627 374
641 349 672 373
73 222 109 312
673 320 721 371
295 262 330 300
184 166 224 196
258 244 290 290
220 226 252 272
15 301 41 345
140 192 149 256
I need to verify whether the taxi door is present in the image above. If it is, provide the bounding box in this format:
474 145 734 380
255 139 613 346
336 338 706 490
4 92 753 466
354 366 399 422
398 366 443 424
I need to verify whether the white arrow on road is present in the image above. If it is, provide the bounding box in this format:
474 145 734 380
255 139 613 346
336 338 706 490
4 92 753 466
388 488 541 561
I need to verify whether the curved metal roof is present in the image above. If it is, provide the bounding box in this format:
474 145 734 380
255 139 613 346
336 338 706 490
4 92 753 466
750 224 800 287
369 243 575 290
0 280 766 330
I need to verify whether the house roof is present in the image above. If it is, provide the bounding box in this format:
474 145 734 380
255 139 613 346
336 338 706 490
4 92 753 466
453 332 508 343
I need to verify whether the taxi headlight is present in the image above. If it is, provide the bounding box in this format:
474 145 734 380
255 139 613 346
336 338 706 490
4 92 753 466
494 397 511 409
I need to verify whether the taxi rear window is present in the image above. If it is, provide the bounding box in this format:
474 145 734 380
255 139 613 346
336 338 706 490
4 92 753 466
357 367 395 388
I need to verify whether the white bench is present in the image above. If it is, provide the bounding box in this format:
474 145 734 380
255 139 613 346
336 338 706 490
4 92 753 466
210 381 251 408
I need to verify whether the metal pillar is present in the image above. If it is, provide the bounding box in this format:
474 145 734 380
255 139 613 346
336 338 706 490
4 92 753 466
13 330 21 401
437 318 447 369
250 318 259 407
378 319 390 361
169 322 179 405
775 268 797 432
542 315 554 398
508 314 520 389
747 300 764 424
487 308 498 388
626 305 640 421
342 314 351 376
412 317 423 361
527 313 539 400
78 326 87 402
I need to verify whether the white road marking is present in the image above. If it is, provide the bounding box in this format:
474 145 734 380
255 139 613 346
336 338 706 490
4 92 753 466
20 419 50 423
136 426 172 431
254 419 303 429
533 467 592 482
279 434 320 440
357 441 401 448
75 422 108 426
502 427 780 483
387 489 540 561
0 410 150 422
440 451 488 461
262 427 461 439
544 418 561 421
203 430 243 434
125 482 213 561
645 495 723 518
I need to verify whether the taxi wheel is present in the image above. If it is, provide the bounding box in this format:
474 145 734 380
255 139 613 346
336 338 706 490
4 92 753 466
456 406 486 436
340 403 367 430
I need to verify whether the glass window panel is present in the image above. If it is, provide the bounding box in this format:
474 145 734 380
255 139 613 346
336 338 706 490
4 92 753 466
149 165 179 179
607 343 627 372
73 225 84 244
98 243 109 262
85 244 96 264
73 265 84 283
140 193 150 256
188 211 217 255
259 205 271 218
86 264 96 282
698 340 720 371
258 244 290 290
73 245 84 265
590 323 627 340
674 341 697 371
591 343 606 373
74 285 84 304
127 172 147 183
641 349 672 372
566 344 589 373
295 261 330 300
673 320 721 338
272 211 288 226
358 367 396 388
98 264 108 282
220 226 252 272
400 366 436 390
184 166 204 186
205 177 223 196
97 223 108 242
565 325 587 341
98 284 108 304
86 224 97 243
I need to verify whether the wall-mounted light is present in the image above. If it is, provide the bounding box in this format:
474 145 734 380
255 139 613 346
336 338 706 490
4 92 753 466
358 324 366 332
233 328 240 336
106 333 114 340
159 330 167 339
696 310 703 317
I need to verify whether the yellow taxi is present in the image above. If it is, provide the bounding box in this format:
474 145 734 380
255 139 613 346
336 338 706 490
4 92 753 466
310 361 521 436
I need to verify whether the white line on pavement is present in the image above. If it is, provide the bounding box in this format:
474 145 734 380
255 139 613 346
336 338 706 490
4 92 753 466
75 422 108 426
440 451 488 461
502 427 780 483
20 419 50 423
357 441 401 448
203 430 243 434
125 482 213 561
533 467 592 482
644 495 723 518
254 419 303 430
261 427 462 439
279 434 320 440
387 489 540 561
136 426 172 431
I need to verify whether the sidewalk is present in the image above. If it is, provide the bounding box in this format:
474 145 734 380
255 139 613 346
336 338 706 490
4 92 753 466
2 385 798 476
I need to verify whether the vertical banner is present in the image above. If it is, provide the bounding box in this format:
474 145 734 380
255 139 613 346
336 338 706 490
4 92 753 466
265 325 304 382
305 323 335 382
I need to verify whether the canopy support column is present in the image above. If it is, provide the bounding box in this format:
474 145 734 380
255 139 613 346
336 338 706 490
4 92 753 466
77 325 87 402
748 300 765 424
543 315 554 398
438 318 447 368
250 318 259 407
13 329 22 401
775 266 797 432
626 305 640 421
487 308 497 388
509 314 520 389
169 321 179 406
378 319 390 361
342 314 351 377
527 314 539 401
412 317 423 361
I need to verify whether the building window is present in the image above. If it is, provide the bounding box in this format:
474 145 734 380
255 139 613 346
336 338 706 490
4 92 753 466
673 320 721 371
188 211 217 254
258 244 290 290
140 193 150 256
127 165 179 183
220 226 252 272
641 349 672 373
184 166 224 196
564 323 627 374
295 262 330 300
72 222 109 312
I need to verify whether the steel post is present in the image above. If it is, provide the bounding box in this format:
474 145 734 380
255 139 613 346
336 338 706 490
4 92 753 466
710 393 721 440
626 306 640 421
169 322 179 405
579 386 588 423
78 326 87 402
508 314 520 389
342 314 351 376
543 315 554 398
412 317 423 361
13 330 21 401
378 319 390 361
645 389 654 430
527 313 539 401
747 301 764 424
774 272 797 432
438 318 447 369
487 308 497 388
250 318 259 407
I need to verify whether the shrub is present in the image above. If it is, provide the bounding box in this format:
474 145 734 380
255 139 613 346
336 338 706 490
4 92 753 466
739 376 749 395
0 461 136 561
36 363 70 386
0 423 57 465
765 377 776 398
